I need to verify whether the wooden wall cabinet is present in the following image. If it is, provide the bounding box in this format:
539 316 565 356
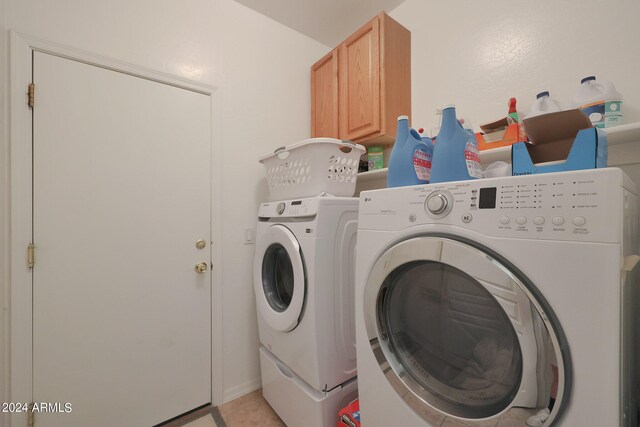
311 50 339 139
311 12 411 147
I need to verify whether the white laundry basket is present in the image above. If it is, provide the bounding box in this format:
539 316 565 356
260 138 366 200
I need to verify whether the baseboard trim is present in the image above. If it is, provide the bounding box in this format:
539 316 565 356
222 377 262 404
154 403 212 427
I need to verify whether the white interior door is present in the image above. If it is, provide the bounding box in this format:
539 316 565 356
32 51 212 426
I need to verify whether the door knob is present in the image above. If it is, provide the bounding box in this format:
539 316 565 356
195 262 208 273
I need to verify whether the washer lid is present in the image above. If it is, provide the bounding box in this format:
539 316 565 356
254 225 306 332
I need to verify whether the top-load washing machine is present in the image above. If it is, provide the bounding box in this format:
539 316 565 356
355 168 640 427
253 195 359 426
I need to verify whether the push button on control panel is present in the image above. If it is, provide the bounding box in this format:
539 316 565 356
533 216 545 225
515 216 527 225
499 216 510 225
572 216 586 226
462 213 473 223
552 216 565 226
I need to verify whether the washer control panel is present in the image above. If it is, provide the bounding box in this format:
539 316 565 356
359 168 631 243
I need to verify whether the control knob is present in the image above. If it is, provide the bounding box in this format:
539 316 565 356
427 194 448 214
425 190 453 218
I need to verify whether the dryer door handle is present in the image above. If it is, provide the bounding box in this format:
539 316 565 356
623 255 640 272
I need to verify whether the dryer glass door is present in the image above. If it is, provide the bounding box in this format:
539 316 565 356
254 225 306 332
381 260 521 417
262 243 295 312
364 236 569 425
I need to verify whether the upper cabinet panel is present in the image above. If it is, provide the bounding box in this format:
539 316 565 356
339 17 380 141
311 50 340 138
311 12 411 147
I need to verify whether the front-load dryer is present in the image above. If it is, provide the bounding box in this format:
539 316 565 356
355 168 639 427
253 195 359 427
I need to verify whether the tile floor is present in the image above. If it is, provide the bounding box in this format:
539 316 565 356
180 394 640 427
183 389 284 427
182 414 217 427
181 390 540 427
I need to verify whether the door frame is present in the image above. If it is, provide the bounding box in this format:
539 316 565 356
7 32 224 425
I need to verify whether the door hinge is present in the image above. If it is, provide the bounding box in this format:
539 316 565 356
28 83 35 108
28 243 35 269
27 402 35 426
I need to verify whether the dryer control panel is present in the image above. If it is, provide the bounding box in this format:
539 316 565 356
359 168 635 243
259 198 317 218
259 196 359 219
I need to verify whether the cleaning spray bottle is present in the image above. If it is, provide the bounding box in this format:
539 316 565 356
429 105 482 183
387 116 434 187
508 97 520 124
507 97 526 141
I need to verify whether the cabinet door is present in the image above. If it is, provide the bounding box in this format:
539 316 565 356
311 49 339 138
339 16 380 141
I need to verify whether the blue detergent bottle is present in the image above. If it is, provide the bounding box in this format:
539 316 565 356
429 105 482 183
387 116 434 187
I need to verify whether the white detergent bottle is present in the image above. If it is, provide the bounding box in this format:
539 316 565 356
572 76 623 128
525 91 562 119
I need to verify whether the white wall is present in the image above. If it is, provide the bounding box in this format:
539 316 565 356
389 0 640 134
0 0 329 418
7 0 637 419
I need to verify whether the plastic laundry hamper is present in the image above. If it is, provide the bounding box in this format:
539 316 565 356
259 138 366 200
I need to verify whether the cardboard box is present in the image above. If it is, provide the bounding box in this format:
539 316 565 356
512 109 607 175
475 117 526 151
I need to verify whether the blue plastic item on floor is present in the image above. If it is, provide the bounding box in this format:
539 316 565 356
387 116 434 187
429 105 482 183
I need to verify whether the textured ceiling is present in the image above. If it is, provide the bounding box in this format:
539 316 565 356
233 0 406 47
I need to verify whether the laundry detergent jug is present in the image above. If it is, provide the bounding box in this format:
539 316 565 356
429 105 482 183
526 91 561 119
572 76 623 128
387 115 434 187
